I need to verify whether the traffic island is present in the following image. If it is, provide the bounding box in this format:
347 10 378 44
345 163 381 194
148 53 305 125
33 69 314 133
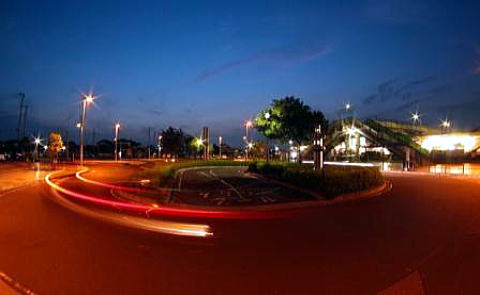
133 160 386 207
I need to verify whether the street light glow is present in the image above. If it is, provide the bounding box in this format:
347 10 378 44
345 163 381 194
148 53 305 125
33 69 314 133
441 119 451 128
345 103 351 110
84 94 95 104
34 137 41 145
411 112 420 123
345 126 359 136
264 112 270 119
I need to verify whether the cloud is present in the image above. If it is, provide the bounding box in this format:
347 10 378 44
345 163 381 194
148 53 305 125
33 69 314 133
362 76 434 105
194 44 329 82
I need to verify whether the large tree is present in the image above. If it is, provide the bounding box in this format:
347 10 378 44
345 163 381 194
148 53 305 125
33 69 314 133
255 96 327 161
160 127 186 157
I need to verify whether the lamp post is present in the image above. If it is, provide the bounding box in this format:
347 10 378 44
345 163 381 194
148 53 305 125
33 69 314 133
245 120 253 160
441 119 451 133
33 137 41 162
79 94 95 166
264 112 271 162
114 121 120 161
313 125 324 170
218 136 222 159
158 135 162 158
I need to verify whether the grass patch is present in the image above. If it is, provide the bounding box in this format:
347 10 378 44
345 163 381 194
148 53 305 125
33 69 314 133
247 162 384 198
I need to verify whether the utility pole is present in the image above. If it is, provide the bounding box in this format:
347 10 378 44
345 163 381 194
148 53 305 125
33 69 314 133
17 93 25 141
147 127 151 159
202 126 210 160
21 105 28 138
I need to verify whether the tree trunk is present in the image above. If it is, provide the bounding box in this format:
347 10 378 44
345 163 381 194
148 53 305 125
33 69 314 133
297 143 302 163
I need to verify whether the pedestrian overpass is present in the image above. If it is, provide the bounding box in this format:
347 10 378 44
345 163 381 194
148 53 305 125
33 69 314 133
325 118 432 165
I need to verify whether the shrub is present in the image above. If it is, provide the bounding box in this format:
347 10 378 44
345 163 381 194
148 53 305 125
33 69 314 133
247 162 383 198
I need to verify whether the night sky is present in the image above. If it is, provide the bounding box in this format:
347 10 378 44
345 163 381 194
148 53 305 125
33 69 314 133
1 0 479 145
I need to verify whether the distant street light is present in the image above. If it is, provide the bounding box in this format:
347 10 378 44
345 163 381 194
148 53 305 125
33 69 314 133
33 137 41 161
345 103 351 111
79 92 96 166
158 135 162 158
264 112 270 119
411 112 421 125
114 121 120 161
244 120 253 160
313 125 324 170
218 136 223 159
441 119 451 130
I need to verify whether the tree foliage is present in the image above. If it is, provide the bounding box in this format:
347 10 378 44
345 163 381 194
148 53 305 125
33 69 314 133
160 127 185 156
255 96 327 146
47 132 64 155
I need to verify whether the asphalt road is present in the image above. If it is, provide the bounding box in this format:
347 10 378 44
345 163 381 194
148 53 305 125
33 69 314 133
1 163 480 294
172 167 315 206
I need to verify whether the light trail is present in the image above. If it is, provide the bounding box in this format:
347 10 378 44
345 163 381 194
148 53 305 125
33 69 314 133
75 167 164 194
45 171 212 237
46 171 286 220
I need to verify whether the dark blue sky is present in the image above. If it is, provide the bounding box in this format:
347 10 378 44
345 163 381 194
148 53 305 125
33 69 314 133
1 0 479 144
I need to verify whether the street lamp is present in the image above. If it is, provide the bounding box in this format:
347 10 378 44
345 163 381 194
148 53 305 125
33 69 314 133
218 136 223 159
33 137 41 161
114 121 120 161
264 112 270 119
441 119 451 130
244 120 253 159
345 103 351 111
313 125 324 170
79 93 96 166
158 135 162 158
411 112 421 125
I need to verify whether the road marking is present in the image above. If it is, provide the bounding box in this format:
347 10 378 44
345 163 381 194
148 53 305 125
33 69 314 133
208 170 246 201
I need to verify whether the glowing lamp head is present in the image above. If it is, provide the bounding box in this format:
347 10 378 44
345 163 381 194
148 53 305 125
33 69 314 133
76 122 82 128
115 122 120 130
84 94 95 104
441 120 451 128
264 112 270 119
247 142 253 149
194 138 204 147
345 103 351 110
34 138 41 145
411 112 420 122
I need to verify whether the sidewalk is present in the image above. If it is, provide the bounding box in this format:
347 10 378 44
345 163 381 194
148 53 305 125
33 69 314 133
0 163 48 195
